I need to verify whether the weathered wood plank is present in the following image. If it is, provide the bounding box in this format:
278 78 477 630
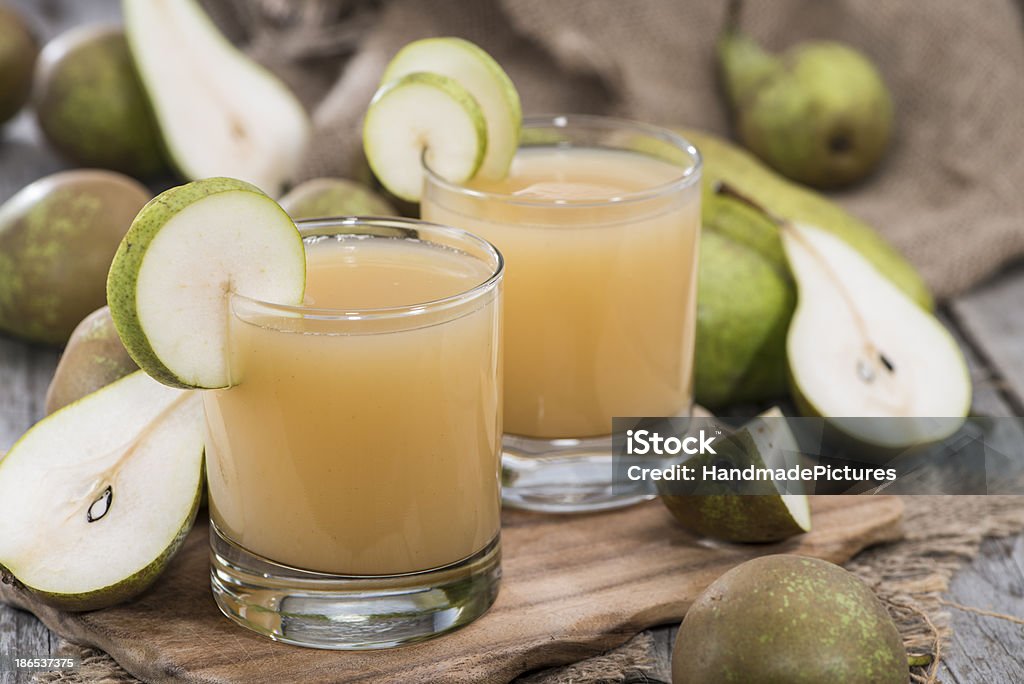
0 608 54 684
950 263 1024 415
0 337 59 451
0 336 60 682
939 535 1024 683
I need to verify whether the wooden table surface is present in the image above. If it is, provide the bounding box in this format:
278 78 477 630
1 1 1023 682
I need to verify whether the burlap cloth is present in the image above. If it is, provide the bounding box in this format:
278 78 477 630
198 0 1024 299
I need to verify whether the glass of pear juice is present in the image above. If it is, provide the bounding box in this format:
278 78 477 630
203 217 504 650
422 115 702 513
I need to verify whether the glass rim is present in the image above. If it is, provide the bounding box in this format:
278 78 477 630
422 113 703 208
230 216 504 322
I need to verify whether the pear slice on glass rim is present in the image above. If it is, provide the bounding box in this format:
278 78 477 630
106 177 306 390
363 71 488 203
380 37 522 182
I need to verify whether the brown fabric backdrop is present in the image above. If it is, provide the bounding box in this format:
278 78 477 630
203 0 1024 300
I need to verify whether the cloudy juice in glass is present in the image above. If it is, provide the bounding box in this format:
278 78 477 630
203 217 503 649
422 116 701 512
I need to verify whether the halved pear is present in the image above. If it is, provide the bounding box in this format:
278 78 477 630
659 409 811 543
783 222 971 448
0 371 203 611
106 178 305 389
381 37 521 182
363 72 487 203
122 0 311 196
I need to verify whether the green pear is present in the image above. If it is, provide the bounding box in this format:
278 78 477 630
695 232 793 408
279 177 396 220
0 4 38 125
0 170 151 345
44 306 138 415
673 555 908 683
716 183 970 448
32 25 164 178
717 1 893 188
0 371 203 611
659 409 811 543
681 127 929 406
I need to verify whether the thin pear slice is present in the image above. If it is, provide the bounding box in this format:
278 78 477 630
107 178 305 389
0 372 203 611
122 0 310 196
363 72 487 203
782 222 971 448
660 408 811 543
381 37 521 182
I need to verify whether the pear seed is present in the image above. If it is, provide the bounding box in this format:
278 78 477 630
87 485 113 523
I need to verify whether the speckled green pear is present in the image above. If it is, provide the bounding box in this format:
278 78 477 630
33 25 164 177
673 555 908 683
0 170 151 345
0 4 38 125
279 177 396 220
695 231 793 408
44 306 138 414
0 372 204 612
718 9 893 189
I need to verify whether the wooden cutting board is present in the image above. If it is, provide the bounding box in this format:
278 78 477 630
1 496 902 683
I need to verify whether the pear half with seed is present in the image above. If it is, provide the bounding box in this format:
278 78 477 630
0 371 203 611
782 221 971 449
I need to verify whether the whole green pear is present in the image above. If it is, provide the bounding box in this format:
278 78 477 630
0 170 151 345
695 231 793 408
718 5 893 188
673 555 908 683
33 25 164 177
0 4 38 125
44 306 138 414
279 177 395 220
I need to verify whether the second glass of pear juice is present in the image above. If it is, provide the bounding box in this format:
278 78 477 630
203 217 504 650
422 116 702 513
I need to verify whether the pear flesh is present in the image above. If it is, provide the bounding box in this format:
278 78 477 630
783 222 971 448
122 0 311 196
0 371 203 611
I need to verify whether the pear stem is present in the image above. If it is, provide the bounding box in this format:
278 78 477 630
713 181 897 388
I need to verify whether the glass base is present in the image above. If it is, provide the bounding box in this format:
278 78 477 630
209 521 501 650
501 433 654 513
